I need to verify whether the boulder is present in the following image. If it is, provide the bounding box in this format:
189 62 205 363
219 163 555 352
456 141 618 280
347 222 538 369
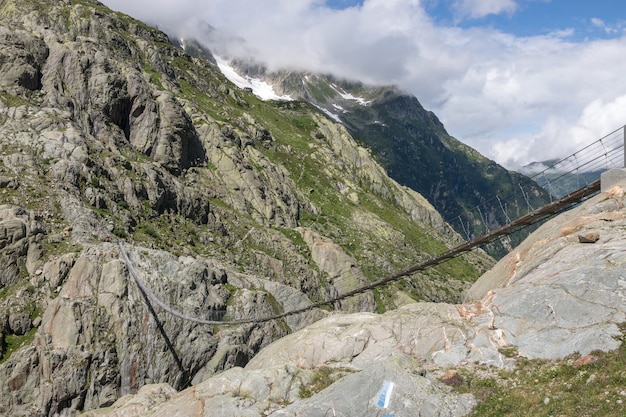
465 188 626 359
85 354 475 417
80 384 178 417
0 27 48 91
128 89 206 174
0 176 18 189
272 355 475 417
0 218 27 249
43 253 77 289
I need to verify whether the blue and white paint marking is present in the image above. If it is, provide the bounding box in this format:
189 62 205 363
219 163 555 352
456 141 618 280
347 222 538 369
376 380 396 409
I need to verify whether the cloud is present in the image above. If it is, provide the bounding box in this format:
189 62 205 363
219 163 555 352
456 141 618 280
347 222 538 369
492 94 626 170
590 17 626 35
502 94 626 170
100 0 626 170
452 0 517 20
439 34 626 168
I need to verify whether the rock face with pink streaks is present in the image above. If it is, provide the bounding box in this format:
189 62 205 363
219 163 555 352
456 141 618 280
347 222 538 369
80 184 626 416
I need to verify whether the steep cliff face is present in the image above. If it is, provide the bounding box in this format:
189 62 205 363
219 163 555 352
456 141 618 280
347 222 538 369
0 1 492 416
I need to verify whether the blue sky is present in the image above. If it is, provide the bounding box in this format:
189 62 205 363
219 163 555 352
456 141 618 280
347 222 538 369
325 0 363 9
326 0 625 40
429 0 625 40
102 0 626 169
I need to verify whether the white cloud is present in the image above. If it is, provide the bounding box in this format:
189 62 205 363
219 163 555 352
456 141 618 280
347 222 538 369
439 34 626 169
492 94 626 170
100 0 626 170
590 17 625 35
452 0 517 20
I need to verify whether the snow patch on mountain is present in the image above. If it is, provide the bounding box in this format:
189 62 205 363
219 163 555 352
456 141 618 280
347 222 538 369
331 83 371 106
313 103 342 123
332 103 347 113
215 56 293 101
338 91 371 105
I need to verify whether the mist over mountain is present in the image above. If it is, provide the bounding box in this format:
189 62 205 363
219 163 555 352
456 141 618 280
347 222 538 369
101 0 626 172
157 20 553 256
2 2 626 417
204 54 552 257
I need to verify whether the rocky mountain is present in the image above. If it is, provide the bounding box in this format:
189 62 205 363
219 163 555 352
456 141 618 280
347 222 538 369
221 64 552 256
2 1 623 416
0 0 495 416
85 170 626 417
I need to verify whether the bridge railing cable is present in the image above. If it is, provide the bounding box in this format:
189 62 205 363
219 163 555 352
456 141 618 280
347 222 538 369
444 126 624 241
529 126 624 198
119 180 601 326
118 125 624 327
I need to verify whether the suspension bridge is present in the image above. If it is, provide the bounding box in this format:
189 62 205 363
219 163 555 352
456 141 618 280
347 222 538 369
119 125 626 326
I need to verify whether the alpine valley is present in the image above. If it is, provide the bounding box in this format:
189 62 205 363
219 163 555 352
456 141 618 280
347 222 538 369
1 1 626 417
215 57 552 257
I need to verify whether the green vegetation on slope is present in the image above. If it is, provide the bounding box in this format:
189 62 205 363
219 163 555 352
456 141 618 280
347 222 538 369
170 50 487 303
0 0 489 327
456 333 626 416
267 73 553 259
